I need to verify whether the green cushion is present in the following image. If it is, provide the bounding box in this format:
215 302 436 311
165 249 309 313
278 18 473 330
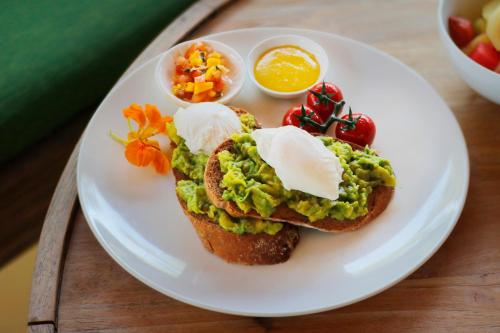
0 0 195 163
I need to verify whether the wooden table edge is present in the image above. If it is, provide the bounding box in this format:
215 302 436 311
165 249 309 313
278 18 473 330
27 0 231 328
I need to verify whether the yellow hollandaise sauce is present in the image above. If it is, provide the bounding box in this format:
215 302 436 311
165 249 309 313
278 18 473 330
254 45 320 92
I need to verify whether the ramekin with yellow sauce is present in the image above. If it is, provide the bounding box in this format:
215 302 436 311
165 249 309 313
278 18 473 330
248 35 328 98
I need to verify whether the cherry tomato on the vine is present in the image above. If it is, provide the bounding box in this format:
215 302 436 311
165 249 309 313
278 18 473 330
282 105 322 133
306 82 344 121
335 113 376 147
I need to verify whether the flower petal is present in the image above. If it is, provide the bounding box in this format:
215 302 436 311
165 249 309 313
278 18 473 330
145 104 165 132
140 126 157 139
153 150 170 174
123 103 146 128
124 140 154 167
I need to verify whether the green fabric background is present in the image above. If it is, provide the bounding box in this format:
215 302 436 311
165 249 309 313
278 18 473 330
0 0 195 163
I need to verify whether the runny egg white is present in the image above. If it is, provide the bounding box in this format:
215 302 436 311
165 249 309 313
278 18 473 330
251 126 343 200
173 102 241 154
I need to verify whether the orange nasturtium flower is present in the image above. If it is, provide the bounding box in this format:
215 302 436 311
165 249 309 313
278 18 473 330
111 103 173 174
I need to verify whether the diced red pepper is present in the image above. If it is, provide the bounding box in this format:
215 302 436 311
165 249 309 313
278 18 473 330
190 69 203 78
214 80 225 93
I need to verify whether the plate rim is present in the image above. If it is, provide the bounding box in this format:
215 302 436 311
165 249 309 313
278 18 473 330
76 27 470 317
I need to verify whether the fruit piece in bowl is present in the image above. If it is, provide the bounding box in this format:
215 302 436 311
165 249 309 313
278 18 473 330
156 39 245 107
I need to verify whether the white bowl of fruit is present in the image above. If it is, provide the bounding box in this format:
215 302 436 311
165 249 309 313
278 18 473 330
438 0 500 104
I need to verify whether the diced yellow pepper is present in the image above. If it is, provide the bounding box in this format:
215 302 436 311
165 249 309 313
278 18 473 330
207 57 221 67
194 81 214 95
208 90 217 98
208 52 221 58
172 83 183 94
185 82 194 92
205 66 219 80
189 50 203 66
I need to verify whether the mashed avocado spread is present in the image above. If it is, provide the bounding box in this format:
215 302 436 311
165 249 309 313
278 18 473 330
218 133 396 222
168 114 283 235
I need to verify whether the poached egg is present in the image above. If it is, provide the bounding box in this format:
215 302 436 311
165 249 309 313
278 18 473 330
251 126 343 200
174 102 241 154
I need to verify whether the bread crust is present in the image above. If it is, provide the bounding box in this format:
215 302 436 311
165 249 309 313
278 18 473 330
204 139 394 233
171 107 299 265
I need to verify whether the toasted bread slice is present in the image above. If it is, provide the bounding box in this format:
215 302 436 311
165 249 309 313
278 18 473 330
173 169 299 265
171 107 300 265
205 139 394 233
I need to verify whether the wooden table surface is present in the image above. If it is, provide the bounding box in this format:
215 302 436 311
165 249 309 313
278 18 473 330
29 0 500 332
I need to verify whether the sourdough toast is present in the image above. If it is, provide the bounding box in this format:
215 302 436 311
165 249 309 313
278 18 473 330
205 139 394 233
173 169 299 264
171 107 300 264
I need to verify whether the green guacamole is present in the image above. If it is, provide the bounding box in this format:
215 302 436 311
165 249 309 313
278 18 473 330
218 133 396 222
168 114 284 236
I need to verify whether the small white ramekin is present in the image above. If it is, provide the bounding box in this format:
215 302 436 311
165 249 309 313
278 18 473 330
155 39 246 107
247 35 329 99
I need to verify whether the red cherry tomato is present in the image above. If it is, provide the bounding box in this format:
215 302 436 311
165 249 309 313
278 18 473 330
282 105 322 133
335 113 376 147
448 16 475 48
469 42 500 70
306 82 344 121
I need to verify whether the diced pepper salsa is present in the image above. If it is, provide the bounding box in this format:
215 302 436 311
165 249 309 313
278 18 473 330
172 42 230 102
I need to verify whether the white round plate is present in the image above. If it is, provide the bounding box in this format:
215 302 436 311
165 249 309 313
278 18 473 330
77 28 469 317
